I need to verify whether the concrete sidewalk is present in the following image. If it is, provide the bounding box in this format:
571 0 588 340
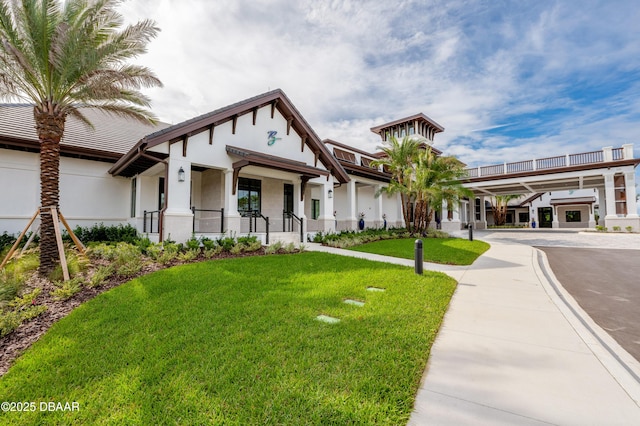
306 241 640 425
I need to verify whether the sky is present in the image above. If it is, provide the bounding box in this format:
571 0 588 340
119 0 640 201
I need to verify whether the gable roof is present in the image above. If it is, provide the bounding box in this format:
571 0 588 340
109 89 350 183
0 104 168 162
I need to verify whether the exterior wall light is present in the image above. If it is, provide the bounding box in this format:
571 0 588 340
178 166 185 182
328 189 333 199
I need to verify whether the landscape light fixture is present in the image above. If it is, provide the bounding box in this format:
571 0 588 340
178 167 185 182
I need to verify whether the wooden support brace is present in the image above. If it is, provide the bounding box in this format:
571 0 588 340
59 212 86 254
21 224 40 254
209 125 215 145
0 210 39 270
50 208 70 281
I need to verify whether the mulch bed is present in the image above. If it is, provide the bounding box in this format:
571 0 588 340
0 247 279 376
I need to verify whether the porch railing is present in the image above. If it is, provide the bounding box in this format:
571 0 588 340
283 210 304 242
143 210 160 233
240 210 270 244
192 207 224 233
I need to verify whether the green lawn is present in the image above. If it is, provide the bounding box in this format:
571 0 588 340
348 238 490 265
0 252 456 425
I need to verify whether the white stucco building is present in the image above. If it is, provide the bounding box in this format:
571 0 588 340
1 89 639 244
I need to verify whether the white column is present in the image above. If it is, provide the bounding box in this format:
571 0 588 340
346 179 357 230
441 199 462 233
597 187 605 226
603 172 617 219
163 148 194 243
318 181 335 232
603 146 614 162
588 203 596 228
375 185 383 227
625 171 638 217
223 170 241 234
293 178 306 239
479 196 487 229
552 205 559 228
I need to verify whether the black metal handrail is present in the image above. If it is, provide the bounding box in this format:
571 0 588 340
143 210 160 233
241 210 269 244
283 210 304 242
192 207 224 233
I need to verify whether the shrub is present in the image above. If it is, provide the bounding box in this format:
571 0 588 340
185 236 201 250
613 226 621 232
595 225 607 232
70 223 140 244
178 249 199 262
626 226 634 232
265 241 283 254
48 251 90 282
0 310 21 337
203 246 223 259
217 236 236 252
0 232 17 252
50 277 84 301
88 265 114 288
157 243 179 265
200 237 216 250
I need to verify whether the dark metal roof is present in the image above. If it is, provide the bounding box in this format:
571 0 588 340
226 145 330 179
0 104 169 161
370 113 444 134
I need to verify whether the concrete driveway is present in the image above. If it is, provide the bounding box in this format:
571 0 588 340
475 229 640 361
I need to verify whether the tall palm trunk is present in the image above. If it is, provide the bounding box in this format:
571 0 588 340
35 110 65 274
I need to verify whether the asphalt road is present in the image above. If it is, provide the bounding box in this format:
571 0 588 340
538 246 640 361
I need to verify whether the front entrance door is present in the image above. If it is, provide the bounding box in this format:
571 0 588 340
283 184 294 213
538 207 553 228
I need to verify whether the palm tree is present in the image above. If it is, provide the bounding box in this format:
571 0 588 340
413 147 472 234
371 136 421 233
0 0 162 274
490 194 521 226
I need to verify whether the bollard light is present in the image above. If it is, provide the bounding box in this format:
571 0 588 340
468 223 473 241
414 239 423 275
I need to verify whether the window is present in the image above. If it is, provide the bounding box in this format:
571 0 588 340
475 198 481 220
614 174 627 215
565 210 582 222
518 212 530 223
311 199 320 220
130 178 137 218
158 177 165 210
238 178 261 215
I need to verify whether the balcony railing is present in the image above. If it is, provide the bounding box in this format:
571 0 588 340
464 145 632 179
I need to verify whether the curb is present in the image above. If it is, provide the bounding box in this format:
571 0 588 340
533 248 640 406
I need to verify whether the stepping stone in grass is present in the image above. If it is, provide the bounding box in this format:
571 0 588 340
316 314 340 324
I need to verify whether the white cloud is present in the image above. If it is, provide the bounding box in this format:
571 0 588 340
117 0 640 184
